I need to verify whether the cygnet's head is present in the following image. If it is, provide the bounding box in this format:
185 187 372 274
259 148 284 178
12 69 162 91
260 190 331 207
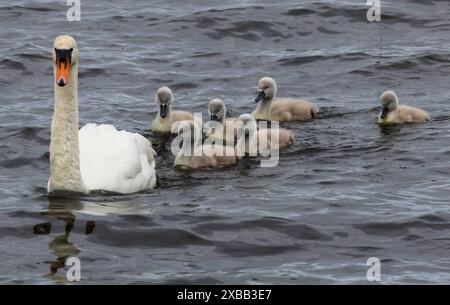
238 113 257 135
155 86 173 118
379 90 399 119
52 35 78 87
255 77 277 103
208 99 227 122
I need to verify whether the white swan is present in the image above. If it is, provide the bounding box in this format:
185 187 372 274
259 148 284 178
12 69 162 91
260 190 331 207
48 35 156 194
378 90 430 124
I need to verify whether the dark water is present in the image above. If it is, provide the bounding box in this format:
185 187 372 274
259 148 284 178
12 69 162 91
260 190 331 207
1 0 450 284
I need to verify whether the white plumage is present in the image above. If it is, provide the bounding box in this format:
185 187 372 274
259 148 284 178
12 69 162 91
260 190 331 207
79 124 156 194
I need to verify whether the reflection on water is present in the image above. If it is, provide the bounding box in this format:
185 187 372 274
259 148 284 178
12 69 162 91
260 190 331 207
378 124 405 136
33 196 95 282
31 193 157 282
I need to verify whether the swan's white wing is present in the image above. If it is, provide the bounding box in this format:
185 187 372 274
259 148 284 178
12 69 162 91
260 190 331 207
79 124 156 194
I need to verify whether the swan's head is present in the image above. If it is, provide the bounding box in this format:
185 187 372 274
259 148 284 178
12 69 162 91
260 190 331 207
52 35 78 87
255 77 277 103
238 113 257 135
208 99 227 122
155 86 173 118
379 90 399 119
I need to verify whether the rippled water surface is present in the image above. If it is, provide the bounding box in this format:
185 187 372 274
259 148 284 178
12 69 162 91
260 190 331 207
1 0 450 284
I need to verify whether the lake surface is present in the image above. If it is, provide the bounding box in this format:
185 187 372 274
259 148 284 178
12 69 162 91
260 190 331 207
0 0 450 284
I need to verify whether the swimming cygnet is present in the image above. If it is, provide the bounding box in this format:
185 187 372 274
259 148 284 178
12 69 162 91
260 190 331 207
152 86 197 134
378 90 430 124
174 120 236 169
205 98 239 146
236 114 294 156
252 77 319 121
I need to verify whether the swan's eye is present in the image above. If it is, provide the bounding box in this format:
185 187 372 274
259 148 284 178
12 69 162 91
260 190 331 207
265 86 269 89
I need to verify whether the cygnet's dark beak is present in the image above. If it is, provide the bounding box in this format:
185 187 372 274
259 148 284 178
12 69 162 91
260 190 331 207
159 104 168 118
380 106 389 119
255 90 265 103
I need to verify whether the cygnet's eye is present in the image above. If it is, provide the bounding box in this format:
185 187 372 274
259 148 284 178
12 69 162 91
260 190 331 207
265 86 269 90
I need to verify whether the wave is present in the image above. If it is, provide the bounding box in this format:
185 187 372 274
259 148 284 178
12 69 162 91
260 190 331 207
204 20 286 41
278 52 372 66
0 59 28 74
354 214 450 237
350 52 450 74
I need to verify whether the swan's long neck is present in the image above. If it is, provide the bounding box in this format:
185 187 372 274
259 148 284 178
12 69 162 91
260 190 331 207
254 97 273 120
49 62 87 193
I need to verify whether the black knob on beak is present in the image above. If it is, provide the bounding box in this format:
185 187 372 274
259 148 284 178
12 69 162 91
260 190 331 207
57 79 66 87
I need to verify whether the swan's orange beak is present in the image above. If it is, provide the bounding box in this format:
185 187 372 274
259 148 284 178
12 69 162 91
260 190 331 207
55 49 72 87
